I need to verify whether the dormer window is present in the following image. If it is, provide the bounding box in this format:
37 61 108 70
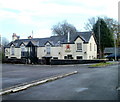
46 44 51 55
21 44 26 57
21 44 25 52
56 41 61 46
57 41 60 45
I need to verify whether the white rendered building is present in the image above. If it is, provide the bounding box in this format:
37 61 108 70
4 31 97 64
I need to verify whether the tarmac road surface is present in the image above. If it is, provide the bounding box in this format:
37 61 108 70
2 64 91 89
2 64 119 100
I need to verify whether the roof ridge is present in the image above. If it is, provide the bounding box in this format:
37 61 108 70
16 37 50 41
76 31 92 33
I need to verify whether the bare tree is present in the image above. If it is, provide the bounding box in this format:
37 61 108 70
103 16 118 33
1 37 9 46
51 20 77 36
84 17 97 31
103 16 120 46
84 16 119 33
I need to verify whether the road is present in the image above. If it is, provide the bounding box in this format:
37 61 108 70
2 64 119 100
2 64 90 89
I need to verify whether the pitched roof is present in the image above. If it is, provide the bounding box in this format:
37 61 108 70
104 47 120 54
5 31 93 48
75 32 92 42
106 53 120 58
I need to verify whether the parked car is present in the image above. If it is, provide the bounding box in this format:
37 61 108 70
106 53 120 61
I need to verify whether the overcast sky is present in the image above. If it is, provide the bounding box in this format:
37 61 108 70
0 0 119 41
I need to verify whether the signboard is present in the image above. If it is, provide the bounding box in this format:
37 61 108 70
65 44 71 52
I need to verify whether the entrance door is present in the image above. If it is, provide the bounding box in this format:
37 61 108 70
26 41 38 64
42 57 52 65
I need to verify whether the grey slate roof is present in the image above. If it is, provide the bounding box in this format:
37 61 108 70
5 31 93 48
104 47 120 54
106 53 120 58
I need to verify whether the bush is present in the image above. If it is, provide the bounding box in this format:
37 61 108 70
0 51 5 62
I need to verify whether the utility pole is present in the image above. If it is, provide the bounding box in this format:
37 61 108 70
107 19 118 61
98 18 101 59
112 24 118 61
114 33 117 61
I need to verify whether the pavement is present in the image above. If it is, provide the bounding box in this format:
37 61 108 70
1 63 120 100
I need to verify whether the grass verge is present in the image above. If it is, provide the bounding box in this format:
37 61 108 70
89 62 116 67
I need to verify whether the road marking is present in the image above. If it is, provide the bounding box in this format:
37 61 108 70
0 71 78 95
75 88 88 92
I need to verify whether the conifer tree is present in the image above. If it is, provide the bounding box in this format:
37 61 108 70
93 18 114 57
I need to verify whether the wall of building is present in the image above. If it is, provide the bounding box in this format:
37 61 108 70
5 35 97 60
37 46 62 59
73 37 87 59
5 46 21 59
86 35 97 59
9 47 21 59
61 44 74 59
37 47 46 59
59 37 89 60
5 48 10 57
51 47 62 59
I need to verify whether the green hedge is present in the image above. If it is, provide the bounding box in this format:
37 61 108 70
0 51 5 61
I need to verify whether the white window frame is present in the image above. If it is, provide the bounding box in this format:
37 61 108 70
46 44 51 55
21 44 26 52
5 49 9 55
90 43 92 51
11 45 14 55
76 43 82 51
94 44 96 51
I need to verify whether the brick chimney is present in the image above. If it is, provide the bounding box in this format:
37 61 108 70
28 35 33 39
12 33 20 41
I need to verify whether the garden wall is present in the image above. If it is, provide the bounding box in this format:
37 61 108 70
50 59 106 65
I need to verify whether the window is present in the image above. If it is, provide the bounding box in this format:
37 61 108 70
90 43 92 51
56 41 61 46
46 44 51 54
89 56 91 59
21 45 25 52
67 55 73 59
64 56 67 59
64 55 73 59
11 46 14 55
53 57 58 59
94 44 96 51
21 45 26 57
5 49 9 55
77 43 82 51
76 56 82 59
